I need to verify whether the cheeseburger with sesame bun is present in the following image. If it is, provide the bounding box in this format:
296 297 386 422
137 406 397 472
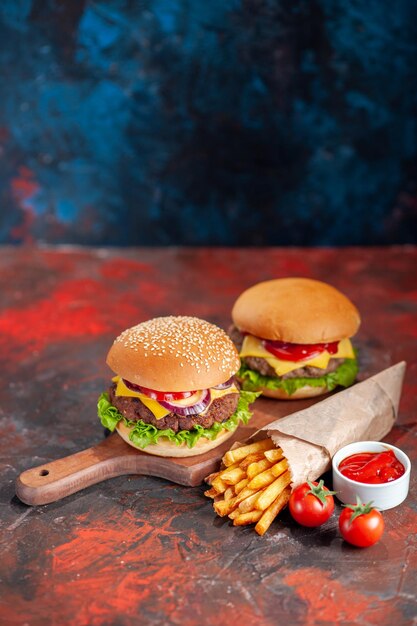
97 316 259 457
229 278 360 400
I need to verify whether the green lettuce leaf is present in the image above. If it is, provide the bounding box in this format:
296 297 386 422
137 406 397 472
97 393 122 431
97 390 260 449
238 357 359 396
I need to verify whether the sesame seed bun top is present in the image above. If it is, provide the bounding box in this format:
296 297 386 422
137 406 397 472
232 278 360 343
106 316 241 391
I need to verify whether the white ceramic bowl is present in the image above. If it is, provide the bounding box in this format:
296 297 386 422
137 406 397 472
332 441 411 511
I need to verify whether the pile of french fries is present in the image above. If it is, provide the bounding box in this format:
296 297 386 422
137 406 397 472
205 438 292 535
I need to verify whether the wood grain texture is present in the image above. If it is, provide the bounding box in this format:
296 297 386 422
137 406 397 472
15 396 318 505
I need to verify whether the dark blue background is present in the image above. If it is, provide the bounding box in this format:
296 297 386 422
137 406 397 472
1 0 416 246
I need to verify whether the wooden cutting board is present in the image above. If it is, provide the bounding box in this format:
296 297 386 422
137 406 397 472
15 396 322 506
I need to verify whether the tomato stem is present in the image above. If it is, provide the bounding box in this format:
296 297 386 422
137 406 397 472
306 480 337 506
343 496 376 523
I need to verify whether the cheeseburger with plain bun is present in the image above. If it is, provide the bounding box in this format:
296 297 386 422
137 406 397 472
229 278 360 399
98 316 259 457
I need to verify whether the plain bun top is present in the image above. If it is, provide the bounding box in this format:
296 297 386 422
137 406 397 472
107 316 240 391
232 278 360 343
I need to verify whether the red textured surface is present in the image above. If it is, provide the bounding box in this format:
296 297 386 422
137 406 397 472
0 246 416 626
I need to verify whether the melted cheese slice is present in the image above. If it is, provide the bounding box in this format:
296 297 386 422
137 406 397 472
239 336 355 376
115 377 171 419
112 376 239 420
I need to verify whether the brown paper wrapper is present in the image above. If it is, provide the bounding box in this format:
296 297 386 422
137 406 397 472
257 362 406 487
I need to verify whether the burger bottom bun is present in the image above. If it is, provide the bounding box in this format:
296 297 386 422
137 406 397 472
116 420 236 458
236 380 328 400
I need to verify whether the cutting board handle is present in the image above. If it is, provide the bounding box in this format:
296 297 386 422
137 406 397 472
15 434 142 506
15 397 299 506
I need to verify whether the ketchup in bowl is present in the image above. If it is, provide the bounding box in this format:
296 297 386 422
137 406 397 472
338 449 405 484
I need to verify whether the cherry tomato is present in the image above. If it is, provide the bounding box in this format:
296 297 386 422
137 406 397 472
123 379 194 401
339 498 384 547
263 340 339 362
289 480 336 527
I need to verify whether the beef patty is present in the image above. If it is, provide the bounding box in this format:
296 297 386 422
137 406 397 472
109 383 240 433
228 325 346 379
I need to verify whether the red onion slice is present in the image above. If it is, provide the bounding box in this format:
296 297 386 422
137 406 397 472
159 389 212 416
122 379 194 401
121 379 212 416
212 376 235 390
123 379 143 393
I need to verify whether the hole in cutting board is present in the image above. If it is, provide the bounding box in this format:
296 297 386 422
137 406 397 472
39 469 49 476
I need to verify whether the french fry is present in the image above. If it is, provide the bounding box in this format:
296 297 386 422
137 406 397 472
222 439 275 467
213 499 235 517
212 476 227 494
234 486 257 505
235 478 249 494
217 486 257 515
239 452 265 470
271 459 289 477
264 448 283 463
255 486 291 536
214 494 247 517
248 467 276 490
206 438 292 536
247 458 272 480
218 461 239 474
255 471 292 511
233 510 263 526
224 487 235 501
205 471 220 485
221 467 246 485
238 489 264 513
204 488 218 499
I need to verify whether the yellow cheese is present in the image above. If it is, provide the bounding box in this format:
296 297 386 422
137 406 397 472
211 385 239 400
113 376 239 420
115 378 171 419
239 335 355 376
200 384 239 414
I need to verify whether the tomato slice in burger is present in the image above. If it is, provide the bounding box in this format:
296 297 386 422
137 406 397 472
140 386 195 402
123 379 195 401
263 340 339 362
